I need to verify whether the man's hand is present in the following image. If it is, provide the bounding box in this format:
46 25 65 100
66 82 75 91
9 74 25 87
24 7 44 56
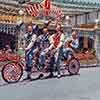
52 48 57 54
24 48 29 52
43 48 50 53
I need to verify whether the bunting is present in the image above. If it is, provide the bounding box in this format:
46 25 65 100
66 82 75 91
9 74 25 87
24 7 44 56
26 1 63 19
26 3 43 17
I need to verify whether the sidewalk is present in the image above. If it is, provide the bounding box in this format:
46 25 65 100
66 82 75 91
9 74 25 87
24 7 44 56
80 58 100 68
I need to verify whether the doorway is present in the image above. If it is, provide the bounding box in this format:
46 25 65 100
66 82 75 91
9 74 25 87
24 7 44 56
0 32 16 52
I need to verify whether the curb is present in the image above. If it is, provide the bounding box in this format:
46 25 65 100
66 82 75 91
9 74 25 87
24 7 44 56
80 64 100 68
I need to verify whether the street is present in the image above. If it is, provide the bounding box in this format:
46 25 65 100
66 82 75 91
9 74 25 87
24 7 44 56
0 67 100 100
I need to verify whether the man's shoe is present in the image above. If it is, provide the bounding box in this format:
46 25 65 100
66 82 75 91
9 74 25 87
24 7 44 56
23 75 32 81
38 64 45 71
38 73 44 79
48 73 54 78
57 74 61 78
53 72 57 76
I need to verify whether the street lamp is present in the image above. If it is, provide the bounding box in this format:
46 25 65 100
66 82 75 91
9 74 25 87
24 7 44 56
18 10 24 16
65 16 70 21
95 19 99 29
95 19 99 24
65 15 71 26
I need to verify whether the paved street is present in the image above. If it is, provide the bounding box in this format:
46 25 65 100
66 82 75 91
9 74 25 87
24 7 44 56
0 67 100 100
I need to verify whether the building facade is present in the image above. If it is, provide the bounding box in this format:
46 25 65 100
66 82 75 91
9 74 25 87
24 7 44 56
0 0 99 57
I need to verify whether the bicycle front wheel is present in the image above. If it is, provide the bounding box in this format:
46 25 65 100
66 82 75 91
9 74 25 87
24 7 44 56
1 62 23 83
68 58 80 75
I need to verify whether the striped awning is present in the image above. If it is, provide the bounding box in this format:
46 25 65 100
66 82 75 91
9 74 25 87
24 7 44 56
0 0 25 15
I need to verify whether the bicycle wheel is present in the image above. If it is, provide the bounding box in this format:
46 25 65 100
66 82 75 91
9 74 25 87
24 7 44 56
1 62 23 83
68 58 80 75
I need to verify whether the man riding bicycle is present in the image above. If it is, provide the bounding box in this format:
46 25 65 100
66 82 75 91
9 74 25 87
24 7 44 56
43 24 65 78
25 20 52 80
25 25 39 80
63 30 79 62
38 27 55 77
43 28 79 78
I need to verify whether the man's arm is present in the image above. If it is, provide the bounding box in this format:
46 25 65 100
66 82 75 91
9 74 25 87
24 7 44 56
25 34 37 51
69 39 79 53
44 35 54 53
47 35 54 50
56 34 65 50
70 39 79 49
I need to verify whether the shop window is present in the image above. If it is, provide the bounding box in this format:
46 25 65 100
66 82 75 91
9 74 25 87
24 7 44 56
88 37 94 49
79 36 84 51
0 32 16 52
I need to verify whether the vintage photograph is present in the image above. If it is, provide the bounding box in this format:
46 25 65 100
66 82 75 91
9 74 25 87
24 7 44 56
0 0 100 100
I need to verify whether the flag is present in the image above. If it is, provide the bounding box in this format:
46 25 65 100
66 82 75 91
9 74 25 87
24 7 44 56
26 3 43 18
44 0 51 10
50 5 63 20
44 0 51 16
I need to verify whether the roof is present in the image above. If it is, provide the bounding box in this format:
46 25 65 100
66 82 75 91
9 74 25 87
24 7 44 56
52 0 100 15
0 0 99 16
31 0 100 4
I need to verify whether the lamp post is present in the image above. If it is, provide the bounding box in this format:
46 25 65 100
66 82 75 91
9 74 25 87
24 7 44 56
16 9 26 55
65 15 72 27
94 19 99 29
94 18 100 64
64 15 72 37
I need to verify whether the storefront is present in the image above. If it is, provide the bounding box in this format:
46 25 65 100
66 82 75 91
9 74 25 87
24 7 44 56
78 30 95 51
95 29 100 60
0 22 17 52
0 0 99 54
